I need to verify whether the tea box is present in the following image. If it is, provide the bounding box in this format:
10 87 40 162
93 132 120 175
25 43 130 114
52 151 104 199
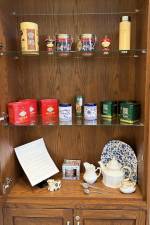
20 99 37 124
20 22 39 55
59 103 72 121
120 102 140 124
8 101 30 125
101 101 117 119
62 159 81 180
40 99 58 124
84 103 97 120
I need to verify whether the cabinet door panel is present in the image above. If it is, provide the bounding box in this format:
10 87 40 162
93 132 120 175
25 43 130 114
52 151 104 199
14 217 63 225
4 208 73 225
76 210 145 225
84 219 135 225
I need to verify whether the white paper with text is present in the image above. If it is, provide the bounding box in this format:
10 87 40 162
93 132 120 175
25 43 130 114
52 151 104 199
15 138 59 186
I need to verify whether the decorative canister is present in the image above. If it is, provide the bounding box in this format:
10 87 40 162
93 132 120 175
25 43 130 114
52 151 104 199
8 101 30 125
20 99 37 124
56 34 72 56
84 103 97 120
40 99 59 124
77 34 97 56
20 22 39 55
59 103 72 121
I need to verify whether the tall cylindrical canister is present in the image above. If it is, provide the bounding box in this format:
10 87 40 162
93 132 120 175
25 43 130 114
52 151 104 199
119 16 131 53
20 22 39 55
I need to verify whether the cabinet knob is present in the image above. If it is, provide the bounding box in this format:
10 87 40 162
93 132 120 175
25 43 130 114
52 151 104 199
66 221 70 225
75 216 80 221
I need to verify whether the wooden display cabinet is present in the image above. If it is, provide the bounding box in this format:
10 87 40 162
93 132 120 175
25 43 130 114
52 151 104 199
0 0 150 225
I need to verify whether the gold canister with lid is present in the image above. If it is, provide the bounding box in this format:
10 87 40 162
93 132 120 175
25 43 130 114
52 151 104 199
20 22 39 55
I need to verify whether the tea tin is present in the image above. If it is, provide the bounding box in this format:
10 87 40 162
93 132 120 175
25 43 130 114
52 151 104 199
120 102 140 124
40 99 59 124
20 22 39 55
56 34 72 56
20 99 37 124
59 103 72 121
77 34 97 56
75 95 84 117
84 103 97 120
8 101 30 125
101 101 117 119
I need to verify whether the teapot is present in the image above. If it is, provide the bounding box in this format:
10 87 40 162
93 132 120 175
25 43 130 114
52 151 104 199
83 162 101 184
98 157 131 188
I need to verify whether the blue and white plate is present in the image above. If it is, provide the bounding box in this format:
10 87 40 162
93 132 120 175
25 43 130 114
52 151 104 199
101 140 137 182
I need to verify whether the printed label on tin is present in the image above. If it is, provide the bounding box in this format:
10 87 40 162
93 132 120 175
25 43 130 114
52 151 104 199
27 29 36 50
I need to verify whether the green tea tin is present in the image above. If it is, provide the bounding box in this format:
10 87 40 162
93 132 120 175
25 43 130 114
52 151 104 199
120 102 140 124
101 101 117 119
75 96 84 117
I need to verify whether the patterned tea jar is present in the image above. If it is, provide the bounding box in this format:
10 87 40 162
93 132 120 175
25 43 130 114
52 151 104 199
77 34 97 56
56 34 72 56
59 103 72 121
84 103 97 120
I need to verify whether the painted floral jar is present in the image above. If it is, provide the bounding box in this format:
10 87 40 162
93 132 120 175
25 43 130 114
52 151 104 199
77 34 97 56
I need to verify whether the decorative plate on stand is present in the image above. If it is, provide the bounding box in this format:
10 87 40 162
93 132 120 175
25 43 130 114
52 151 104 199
101 140 137 182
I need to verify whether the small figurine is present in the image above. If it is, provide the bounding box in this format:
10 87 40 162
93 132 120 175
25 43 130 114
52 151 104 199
47 179 61 192
45 36 55 55
100 35 111 55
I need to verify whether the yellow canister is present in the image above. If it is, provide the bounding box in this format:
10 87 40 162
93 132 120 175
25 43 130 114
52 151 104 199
20 22 39 55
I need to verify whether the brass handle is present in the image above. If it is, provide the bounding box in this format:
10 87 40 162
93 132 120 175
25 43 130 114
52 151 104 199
66 221 70 225
77 222 80 225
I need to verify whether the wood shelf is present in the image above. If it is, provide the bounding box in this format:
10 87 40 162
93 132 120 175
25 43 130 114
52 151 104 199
0 49 147 58
6 175 146 209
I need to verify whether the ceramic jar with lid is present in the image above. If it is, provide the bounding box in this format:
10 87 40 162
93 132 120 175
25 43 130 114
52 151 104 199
77 34 97 56
59 103 72 121
84 103 97 121
56 34 73 56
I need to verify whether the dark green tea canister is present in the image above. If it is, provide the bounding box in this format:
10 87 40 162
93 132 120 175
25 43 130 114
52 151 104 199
101 101 117 120
120 102 140 124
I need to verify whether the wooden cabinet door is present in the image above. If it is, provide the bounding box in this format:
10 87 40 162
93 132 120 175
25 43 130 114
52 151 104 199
4 208 73 225
74 210 145 225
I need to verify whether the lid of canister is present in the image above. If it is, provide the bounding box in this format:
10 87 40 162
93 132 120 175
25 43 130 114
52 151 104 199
84 103 97 106
56 34 72 38
121 16 131 22
59 103 72 107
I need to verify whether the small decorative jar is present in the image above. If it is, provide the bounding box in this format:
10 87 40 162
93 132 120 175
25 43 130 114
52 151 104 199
84 103 97 120
77 34 97 56
59 103 72 121
45 36 55 55
100 35 111 55
56 34 73 56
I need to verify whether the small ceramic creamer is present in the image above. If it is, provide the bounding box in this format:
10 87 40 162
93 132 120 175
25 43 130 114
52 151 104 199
83 162 101 184
98 157 131 188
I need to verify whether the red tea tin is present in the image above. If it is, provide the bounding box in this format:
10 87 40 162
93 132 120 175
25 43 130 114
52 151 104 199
20 99 37 124
8 101 30 125
40 99 59 124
